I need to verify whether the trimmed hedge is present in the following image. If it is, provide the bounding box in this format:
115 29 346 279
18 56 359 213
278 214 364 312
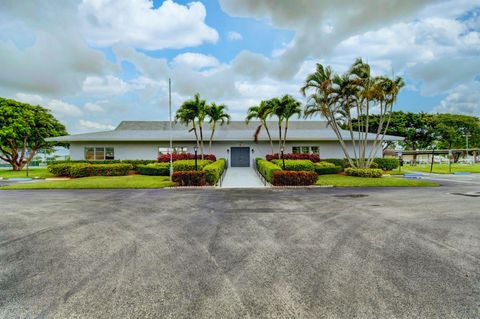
122 160 157 170
137 163 170 176
52 160 122 165
257 159 282 183
321 158 349 169
272 171 318 186
345 167 383 178
266 153 320 162
158 153 216 162
48 163 132 177
314 162 343 175
271 159 315 172
172 171 207 186
203 159 226 185
373 158 400 170
48 163 72 176
173 159 212 172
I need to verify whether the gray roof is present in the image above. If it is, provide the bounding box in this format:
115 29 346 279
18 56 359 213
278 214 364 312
46 121 403 142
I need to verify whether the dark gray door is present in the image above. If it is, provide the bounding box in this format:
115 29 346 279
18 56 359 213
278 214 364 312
230 147 250 167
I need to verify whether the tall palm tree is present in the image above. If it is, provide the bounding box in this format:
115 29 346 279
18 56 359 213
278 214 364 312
267 97 284 154
278 95 302 149
206 103 231 153
245 100 274 154
175 103 198 149
177 93 208 158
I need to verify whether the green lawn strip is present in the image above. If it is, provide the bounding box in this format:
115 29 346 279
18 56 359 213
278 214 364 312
316 174 439 187
402 164 480 174
0 168 53 179
0 175 175 189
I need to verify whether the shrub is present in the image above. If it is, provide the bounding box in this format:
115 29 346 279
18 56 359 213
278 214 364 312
52 160 121 165
48 163 72 176
257 159 282 183
137 163 170 176
172 171 207 186
321 158 349 169
173 159 211 172
158 153 216 162
272 171 318 186
271 159 315 171
266 153 320 162
122 159 157 170
69 163 133 178
373 158 400 170
203 159 226 185
345 167 383 178
314 162 343 175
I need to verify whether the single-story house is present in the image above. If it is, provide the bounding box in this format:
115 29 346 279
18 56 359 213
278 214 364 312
47 121 403 167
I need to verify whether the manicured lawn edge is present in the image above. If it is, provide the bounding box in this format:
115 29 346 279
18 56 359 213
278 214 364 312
316 174 439 187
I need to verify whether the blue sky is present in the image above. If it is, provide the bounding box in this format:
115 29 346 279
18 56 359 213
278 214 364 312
0 0 479 133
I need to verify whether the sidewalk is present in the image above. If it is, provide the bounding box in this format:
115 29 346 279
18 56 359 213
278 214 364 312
220 167 266 188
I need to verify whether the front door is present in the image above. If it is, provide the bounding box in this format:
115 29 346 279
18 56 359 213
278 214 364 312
230 147 250 167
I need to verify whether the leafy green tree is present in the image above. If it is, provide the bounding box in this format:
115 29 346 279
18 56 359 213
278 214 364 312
0 97 67 170
433 113 480 150
245 101 274 154
206 103 230 153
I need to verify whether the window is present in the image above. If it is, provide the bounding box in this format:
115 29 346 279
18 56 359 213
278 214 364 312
158 146 188 155
292 146 319 154
85 147 94 160
84 147 114 160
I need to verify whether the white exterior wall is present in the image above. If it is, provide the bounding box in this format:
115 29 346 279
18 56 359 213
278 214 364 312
70 140 381 165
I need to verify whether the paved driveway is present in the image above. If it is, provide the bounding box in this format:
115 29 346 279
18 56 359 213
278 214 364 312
0 186 479 318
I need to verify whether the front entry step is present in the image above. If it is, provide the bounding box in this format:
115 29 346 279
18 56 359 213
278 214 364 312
220 167 267 188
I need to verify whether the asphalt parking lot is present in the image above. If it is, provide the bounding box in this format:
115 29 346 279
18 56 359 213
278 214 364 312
0 185 479 318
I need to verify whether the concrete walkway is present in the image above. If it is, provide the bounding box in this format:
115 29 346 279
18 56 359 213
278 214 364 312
221 167 266 188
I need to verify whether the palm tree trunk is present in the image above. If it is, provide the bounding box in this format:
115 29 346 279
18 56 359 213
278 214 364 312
209 122 216 154
263 121 274 154
278 122 282 155
283 119 289 149
199 121 204 159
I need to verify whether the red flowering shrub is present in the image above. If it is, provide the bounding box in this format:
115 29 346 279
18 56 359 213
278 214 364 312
266 153 320 162
158 153 216 162
271 170 318 186
172 171 207 186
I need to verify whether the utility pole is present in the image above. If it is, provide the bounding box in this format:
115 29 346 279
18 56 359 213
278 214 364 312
169 78 173 181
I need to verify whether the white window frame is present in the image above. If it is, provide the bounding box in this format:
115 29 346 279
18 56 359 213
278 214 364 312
84 147 115 160
292 146 320 154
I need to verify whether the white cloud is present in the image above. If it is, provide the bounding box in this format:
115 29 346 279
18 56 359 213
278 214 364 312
78 119 115 131
82 75 129 95
433 81 480 116
79 0 218 50
84 102 104 112
227 31 242 41
173 52 220 69
15 93 83 118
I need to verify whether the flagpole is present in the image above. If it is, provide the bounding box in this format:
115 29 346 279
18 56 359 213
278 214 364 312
169 78 173 181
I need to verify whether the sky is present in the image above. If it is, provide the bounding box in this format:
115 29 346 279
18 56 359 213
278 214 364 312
0 0 479 134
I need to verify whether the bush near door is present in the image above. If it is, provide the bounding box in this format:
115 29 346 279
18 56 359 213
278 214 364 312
172 171 207 186
203 159 226 185
173 160 212 171
272 171 318 186
271 159 315 171
257 159 282 183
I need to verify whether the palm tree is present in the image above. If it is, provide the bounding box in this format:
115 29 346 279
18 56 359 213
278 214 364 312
278 95 302 149
267 97 284 154
206 103 231 153
175 103 198 149
245 100 274 154
176 93 208 158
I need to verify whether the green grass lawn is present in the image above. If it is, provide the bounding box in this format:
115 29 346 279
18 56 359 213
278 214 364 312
402 163 480 174
0 167 53 179
0 175 175 190
316 174 439 187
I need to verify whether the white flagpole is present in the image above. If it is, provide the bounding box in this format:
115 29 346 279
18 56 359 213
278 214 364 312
169 78 173 181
